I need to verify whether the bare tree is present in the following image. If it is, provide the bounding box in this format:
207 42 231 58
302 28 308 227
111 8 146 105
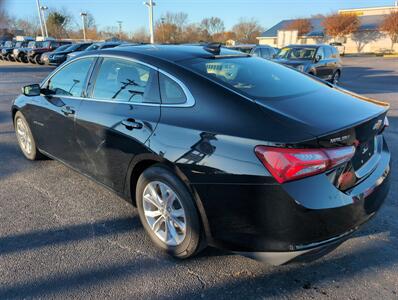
155 12 189 43
130 27 150 43
200 17 225 40
322 13 360 39
232 18 264 44
284 18 312 36
380 11 398 51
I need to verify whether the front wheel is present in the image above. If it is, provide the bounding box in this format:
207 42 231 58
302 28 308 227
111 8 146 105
136 165 204 259
331 70 340 85
14 111 42 160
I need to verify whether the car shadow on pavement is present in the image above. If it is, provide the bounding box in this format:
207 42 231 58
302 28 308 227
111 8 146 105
0 216 140 256
0 239 395 299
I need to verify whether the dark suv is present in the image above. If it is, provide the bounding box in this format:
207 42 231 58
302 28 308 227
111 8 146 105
273 44 342 84
250 45 278 59
28 40 72 64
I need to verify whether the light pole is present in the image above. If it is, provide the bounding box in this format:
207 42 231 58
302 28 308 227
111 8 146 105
117 21 123 39
144 0 156 44
80 12 87 41
35 0 45 38
40 6 49 38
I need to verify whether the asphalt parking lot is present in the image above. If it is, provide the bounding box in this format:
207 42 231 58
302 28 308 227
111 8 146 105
0 57 397 299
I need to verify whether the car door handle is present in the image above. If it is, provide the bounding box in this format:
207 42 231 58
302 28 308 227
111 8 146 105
61 106 75 116
121 119 143 130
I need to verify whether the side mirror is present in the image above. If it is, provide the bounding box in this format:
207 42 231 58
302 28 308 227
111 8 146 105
314 55 322 63
22 84 41 97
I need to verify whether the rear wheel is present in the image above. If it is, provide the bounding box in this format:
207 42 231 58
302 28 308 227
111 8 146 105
136 165 204 259
14 111 42 160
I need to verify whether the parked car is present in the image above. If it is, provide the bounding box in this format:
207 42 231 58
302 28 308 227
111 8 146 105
13 40 43 63
330 42 345 56
46 42 92 65
13 45 390 265
226 44 256 53
1 40 30 61
40 44 74 65
28 40 72 64
0 40 14 60
250 45 278 59
274 44 342 84
66 41 122 60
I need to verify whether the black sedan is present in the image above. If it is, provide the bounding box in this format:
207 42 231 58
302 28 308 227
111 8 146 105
12 45 390 265
46 42 92 65
274 44 342 84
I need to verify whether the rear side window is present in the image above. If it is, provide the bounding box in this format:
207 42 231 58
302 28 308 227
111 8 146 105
186 57 324 99
159 73 187 104
92 57 158 103
48 57 94 97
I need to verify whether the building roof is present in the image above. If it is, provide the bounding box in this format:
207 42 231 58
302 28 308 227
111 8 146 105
259 14 387 38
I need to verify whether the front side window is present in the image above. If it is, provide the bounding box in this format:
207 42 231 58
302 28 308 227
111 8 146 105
324 47 333 59
92 57 156 103
261 48 271 58
316 47 325 60
185 57 325 100
48 57 94 97
159 73 187 104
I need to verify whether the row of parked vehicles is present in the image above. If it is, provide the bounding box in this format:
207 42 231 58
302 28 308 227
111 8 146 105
1 37 342 84
0 37 124 66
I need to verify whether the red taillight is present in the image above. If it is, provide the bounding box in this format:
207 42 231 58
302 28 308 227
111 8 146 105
255 146 355 183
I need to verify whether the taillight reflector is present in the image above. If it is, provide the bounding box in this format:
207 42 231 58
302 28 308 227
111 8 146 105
255 146 355 183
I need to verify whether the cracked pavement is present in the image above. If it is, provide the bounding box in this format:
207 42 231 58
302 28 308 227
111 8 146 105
0 57 397 299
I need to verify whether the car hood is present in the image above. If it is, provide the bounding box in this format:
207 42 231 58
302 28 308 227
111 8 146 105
255 85 388 139
273 59 311 67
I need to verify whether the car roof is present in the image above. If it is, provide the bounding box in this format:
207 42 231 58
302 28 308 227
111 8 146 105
285 44 329 48
103 44 247 62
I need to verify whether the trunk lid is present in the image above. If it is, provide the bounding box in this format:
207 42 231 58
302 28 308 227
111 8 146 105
255 86 389 190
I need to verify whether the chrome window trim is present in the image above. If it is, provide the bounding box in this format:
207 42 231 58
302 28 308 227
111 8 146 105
41 54 195 108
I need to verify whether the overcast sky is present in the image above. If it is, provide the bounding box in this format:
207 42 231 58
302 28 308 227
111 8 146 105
4 0 396 32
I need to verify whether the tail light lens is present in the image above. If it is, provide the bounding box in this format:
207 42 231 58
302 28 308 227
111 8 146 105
255 146 356 183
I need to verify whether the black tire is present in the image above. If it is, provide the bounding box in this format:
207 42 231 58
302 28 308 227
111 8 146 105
35 54 43 65
14 111 43 160
136 165 204 259
331 70 340 85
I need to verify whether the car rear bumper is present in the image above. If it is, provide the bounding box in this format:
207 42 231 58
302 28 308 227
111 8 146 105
193 137 390 256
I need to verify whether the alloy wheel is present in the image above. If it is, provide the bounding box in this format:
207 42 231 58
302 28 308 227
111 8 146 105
142 181 186 246
16 117 32 155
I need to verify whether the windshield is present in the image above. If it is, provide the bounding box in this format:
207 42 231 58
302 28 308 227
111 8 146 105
5 41 13 47
15 42 23 47
28 41 35 48
55 44 72 52
276 47 317 60
86 44 100 51
42 41 51 48
185 57 323 99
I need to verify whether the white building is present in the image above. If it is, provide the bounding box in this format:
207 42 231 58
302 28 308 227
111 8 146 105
257 4 398 53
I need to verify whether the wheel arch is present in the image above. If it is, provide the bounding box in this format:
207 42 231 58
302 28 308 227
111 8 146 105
125 154 212 242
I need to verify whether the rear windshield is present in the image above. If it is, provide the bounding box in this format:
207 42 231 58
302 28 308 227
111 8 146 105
185 57 323 99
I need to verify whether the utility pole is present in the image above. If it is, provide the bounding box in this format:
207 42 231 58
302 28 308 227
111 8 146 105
117 21 123 39
144 0 156 44
40 6 49 38
36 0 45 38
80 12 87 41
